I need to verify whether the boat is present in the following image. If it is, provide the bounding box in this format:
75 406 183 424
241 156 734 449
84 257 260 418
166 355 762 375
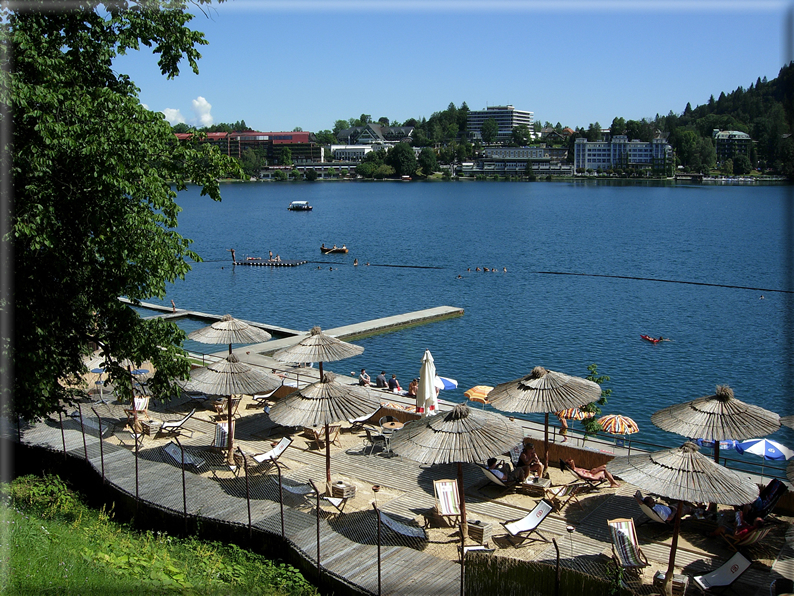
321 245 348 254
288 201 313 211
641 335 664 343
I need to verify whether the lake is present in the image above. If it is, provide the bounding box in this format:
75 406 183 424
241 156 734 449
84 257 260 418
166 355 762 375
149 179 794 449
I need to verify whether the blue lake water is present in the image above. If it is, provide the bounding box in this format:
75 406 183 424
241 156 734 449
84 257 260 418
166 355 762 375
148 180 794 450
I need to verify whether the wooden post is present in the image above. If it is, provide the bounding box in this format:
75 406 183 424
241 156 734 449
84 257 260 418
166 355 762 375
175 437 188 534
91 407 104 482
77 404 88 460
663 501 684 596
238 447 251 539
457 462 468 538
58 412 66 460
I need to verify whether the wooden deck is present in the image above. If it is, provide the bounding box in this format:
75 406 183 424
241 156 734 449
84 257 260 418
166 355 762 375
13 396 793 596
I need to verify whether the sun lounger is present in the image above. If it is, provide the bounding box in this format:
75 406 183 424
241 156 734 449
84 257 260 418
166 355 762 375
163 441 204 470
561 459 606 490
546 483 584 512
234 437 292 476
608 518 649 576
751 478 787 522
305 424 342 450
156 408 195 438
500 499 553 547
721 524 772 552
634 490 672 525
692 551 751 592
123 396 150 423
377 509 427 541
279 480 316 506
480 465 519 496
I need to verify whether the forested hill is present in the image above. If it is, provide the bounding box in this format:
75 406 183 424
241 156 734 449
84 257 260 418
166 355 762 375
656 61 794 174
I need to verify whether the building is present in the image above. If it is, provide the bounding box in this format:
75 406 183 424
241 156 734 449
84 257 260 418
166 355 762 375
334 123 414 145
467 105 534 143
174 131 323 164
712 130 752 164
574 135 673 175
459 145 572 177
330 145 374 162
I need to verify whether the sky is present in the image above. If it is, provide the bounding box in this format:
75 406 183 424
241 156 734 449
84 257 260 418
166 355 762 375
114 1 794 134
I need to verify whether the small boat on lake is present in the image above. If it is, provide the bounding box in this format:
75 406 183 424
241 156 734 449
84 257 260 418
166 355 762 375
641 334 670 343
288 201 313 211
321 244 348 254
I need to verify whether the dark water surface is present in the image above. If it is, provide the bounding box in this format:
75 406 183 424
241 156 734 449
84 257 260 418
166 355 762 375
151 180 794 449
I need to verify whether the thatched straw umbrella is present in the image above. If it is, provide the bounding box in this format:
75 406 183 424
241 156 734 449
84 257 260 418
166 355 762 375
268 372 378 486
272 326 363 378
609 442 758 596
388 403 524 537
780 415 794 430
185 315 274 462
182 353 281 462
651 384 780 463
487 366 601 469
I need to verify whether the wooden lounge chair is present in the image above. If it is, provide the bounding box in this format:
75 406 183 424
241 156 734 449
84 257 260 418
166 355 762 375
432 479 461 526
545 483 584 513
561 459 606 490
123 396 150 423
376 508 427 542
305 424 341 450
156 408 195 438
608 518 649 576
692 551 751 593
279 479 316 507
162 441 204 470
721 524 772 552
500 499 553 548
233 437 292 476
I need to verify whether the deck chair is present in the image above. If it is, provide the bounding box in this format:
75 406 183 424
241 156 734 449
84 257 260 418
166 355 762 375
212 420 234 449
124 396 150 423
234 436 293 476
433 479 461 526
634 490 672 525
608 518 649 576
500 499 553 547
156 408 195 438
561 459 606 490
377 509 427 542
721 524 772 552
546 483 584 513
305 424 342 450
480 465 518 495
752 478 788 522
163 441 205 470
279 480 316 507
693 551 751 593
213 396 242 419
250 387 278 409
770 578 794 595
363 428 388 455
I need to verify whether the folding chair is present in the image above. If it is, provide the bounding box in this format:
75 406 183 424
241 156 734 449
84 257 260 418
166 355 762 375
124 396 150 424
692 551 751 593
234 436 293 476
377 509 427 542
306 424 342 450
500 499 553 547
432 479 461 526
250 387 278 409
608 518 649 576
752 478 788 522
155 408 196 438
162 441 205 470
212 420 234 450
722 524 772 552
279 480 316 507
634 490 672 525
545 483 584 513
481 466 518 496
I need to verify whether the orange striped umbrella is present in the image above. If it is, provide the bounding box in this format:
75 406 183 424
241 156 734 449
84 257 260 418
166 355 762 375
555 407 595 421
598 414 639 435
464 385 493 404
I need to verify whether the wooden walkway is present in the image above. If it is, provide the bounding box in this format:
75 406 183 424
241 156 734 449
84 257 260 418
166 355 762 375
13 396 793 596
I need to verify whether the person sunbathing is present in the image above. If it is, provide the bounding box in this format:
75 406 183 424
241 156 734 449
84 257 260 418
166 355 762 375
486 457 530 483
563 458 620 487
708 504 762 539
634 490 696 521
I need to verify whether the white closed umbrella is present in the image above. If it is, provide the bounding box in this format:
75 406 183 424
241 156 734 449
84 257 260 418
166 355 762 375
416 349 439 417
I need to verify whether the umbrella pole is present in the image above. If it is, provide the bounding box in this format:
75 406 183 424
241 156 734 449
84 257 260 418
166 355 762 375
544 413 550 471
325 423 332 486
457 462 468 538
663 501 683 596
713 441 720 464
227 394 235 464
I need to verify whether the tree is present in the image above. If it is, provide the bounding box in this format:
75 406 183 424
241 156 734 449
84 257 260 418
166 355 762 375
279 146 293 166
292 126 303 132
377 117 390 126
3 1 242 420
418 147 438 176
304 168 318 181
610 117 626 136
733 154 751 175
480 118 499 144
385 143 417 178
511 124 530 146
580 364 611 436
240 147 266 178
586 122 602 142
314 130 336 145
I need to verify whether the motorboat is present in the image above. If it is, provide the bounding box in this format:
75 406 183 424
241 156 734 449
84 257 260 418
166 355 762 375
288 201 313 211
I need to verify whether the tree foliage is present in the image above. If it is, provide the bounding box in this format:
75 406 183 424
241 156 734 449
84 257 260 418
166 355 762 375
3 1 242 420
385 142 418 178
480 118 499 144
417 147 438 176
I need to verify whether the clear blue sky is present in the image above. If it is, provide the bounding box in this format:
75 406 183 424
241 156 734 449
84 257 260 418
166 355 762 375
115 1 793 133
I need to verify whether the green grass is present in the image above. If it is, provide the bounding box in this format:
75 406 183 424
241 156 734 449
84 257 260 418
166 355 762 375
1 474 318 596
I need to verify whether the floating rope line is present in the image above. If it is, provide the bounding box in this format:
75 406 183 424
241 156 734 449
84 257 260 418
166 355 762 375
536 271 794 294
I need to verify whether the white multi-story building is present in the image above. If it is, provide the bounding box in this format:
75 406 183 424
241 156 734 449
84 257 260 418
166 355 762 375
330 145 374 162
467 105 534 143
574 135 673 174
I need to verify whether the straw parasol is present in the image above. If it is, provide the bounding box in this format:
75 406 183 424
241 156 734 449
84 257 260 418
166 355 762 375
487 366 602 468
651 384 780 463
272 326 364 378
609 441 758 596
388 403 524 537
188 313 272 349
787 459 794 484
268 372 378 485
780 415 794 430
185 315 274 463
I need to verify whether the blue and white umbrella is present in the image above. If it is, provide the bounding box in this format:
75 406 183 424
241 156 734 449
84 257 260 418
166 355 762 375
434 376 458 391
736 438 794 461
